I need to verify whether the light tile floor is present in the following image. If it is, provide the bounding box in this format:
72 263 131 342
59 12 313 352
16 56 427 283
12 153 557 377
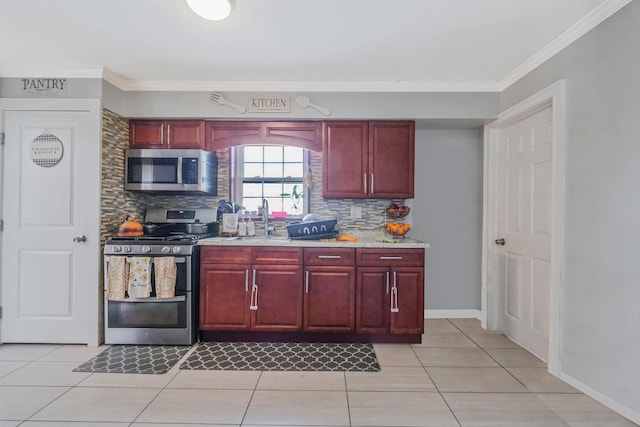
0 318 637 426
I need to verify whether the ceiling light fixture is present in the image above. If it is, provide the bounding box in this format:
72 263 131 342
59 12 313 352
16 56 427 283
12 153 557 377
186 0 234 21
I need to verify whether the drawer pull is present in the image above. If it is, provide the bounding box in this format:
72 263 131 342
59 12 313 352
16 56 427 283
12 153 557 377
318 255 341 259
379 256 402 260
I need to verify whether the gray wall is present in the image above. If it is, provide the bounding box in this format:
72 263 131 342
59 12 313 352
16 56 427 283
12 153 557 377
412 129 483 311
502 1 640 416
101 82 499 124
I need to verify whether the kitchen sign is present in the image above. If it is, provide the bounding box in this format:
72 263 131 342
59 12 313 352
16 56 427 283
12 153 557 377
21 78 67 95
247 96 290 113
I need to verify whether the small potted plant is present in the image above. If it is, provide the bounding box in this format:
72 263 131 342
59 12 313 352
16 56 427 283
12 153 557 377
280 184 304 215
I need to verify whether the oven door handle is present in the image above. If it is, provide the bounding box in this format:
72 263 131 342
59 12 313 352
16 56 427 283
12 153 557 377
152 257 186 264
105 256 187 264
105 295 187 303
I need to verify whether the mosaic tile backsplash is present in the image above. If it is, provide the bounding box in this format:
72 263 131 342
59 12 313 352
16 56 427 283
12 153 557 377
100 110 408 238
101 109 147 241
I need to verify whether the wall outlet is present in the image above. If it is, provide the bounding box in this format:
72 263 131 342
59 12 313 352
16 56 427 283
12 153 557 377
350 206 362 219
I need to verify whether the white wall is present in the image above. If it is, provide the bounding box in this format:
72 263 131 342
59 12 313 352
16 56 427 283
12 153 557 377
413 129 483 312
502 1 640 418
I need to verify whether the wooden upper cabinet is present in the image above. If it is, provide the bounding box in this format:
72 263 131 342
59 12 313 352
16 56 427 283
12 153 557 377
369 121 414 199
129 120 205 149
322 121 369 198
206 121 322 151
322 120 415 199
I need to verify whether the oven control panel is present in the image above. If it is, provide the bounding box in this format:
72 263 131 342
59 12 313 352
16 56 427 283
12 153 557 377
105 244 193 256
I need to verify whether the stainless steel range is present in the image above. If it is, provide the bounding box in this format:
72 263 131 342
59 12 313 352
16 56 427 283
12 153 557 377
103 208 217 345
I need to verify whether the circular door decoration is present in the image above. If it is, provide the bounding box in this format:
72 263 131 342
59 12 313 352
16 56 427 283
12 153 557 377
30 132 64 167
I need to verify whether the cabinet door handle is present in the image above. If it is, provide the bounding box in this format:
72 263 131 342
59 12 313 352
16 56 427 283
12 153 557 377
363 173 367 194
318 255 341 259
305 270 309 293
250 269 258 310
245 269 249 292
379 256 402 260
167 123 171 146
371 174 375 194
160 123 165 145
391 285 399 313
386 271 390 294
250 284 258 310
391 271 399 312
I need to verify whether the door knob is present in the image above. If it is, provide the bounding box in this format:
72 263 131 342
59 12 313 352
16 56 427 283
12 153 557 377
73 235 87 243
495 238 505 246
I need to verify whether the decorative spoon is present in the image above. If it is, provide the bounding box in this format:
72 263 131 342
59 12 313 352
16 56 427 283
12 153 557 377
295 96 332 116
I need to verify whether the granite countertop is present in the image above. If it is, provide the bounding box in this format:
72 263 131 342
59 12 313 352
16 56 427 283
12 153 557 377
199 231 429 249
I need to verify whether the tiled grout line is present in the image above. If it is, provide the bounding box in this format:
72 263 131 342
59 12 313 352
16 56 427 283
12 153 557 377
446 319 534 391
0 344 74 424
343 371 353 427
126 344 196 424
410 324 463 427
238 370 262 427
0 332 577 425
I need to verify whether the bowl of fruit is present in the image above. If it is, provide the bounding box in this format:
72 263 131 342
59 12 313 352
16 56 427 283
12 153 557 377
386 222 411 237
386 203 410 218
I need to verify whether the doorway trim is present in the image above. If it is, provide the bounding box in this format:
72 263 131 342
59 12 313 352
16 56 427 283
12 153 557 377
481 80 566 376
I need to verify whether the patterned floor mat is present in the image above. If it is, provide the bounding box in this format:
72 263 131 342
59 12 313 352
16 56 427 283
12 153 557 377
73 345 191 375
179 342 380 372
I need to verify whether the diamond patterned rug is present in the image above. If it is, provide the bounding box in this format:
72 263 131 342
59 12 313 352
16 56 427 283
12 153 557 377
73 345 191 375
179 342 380 372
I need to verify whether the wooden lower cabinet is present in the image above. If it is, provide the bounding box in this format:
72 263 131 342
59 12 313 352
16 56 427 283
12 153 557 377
356 267 390 334
200 245 424 340
200 264 251 330
356 248 425 335
200 246 303 332
356 266 424 335
252 265 302 331
390 267 424 334
304 266 355 332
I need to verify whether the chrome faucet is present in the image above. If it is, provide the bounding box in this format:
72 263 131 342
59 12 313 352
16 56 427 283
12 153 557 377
261 198 272 236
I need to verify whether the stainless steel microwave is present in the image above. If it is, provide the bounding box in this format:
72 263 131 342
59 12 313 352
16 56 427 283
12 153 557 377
125 149 218 195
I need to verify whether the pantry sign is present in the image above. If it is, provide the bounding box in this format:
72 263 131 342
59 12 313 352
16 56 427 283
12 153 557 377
21 78 67 95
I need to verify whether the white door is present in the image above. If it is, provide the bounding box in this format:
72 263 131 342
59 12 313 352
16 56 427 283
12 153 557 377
1 102 101 344
496 106 552 360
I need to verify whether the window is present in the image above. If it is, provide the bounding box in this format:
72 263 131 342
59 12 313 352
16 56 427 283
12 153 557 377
232 145 308 217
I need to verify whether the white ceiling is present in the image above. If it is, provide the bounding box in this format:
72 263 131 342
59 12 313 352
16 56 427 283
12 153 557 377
0 0 625 92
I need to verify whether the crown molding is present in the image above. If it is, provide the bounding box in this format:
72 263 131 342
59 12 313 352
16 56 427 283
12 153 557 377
101 67 129 89
112 78 501 93
1 67 500 92
499 0 632 90
0 67 105 79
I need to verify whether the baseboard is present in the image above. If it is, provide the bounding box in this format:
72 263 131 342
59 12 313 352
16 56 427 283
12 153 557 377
425 309 481 319
559 372 640 425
